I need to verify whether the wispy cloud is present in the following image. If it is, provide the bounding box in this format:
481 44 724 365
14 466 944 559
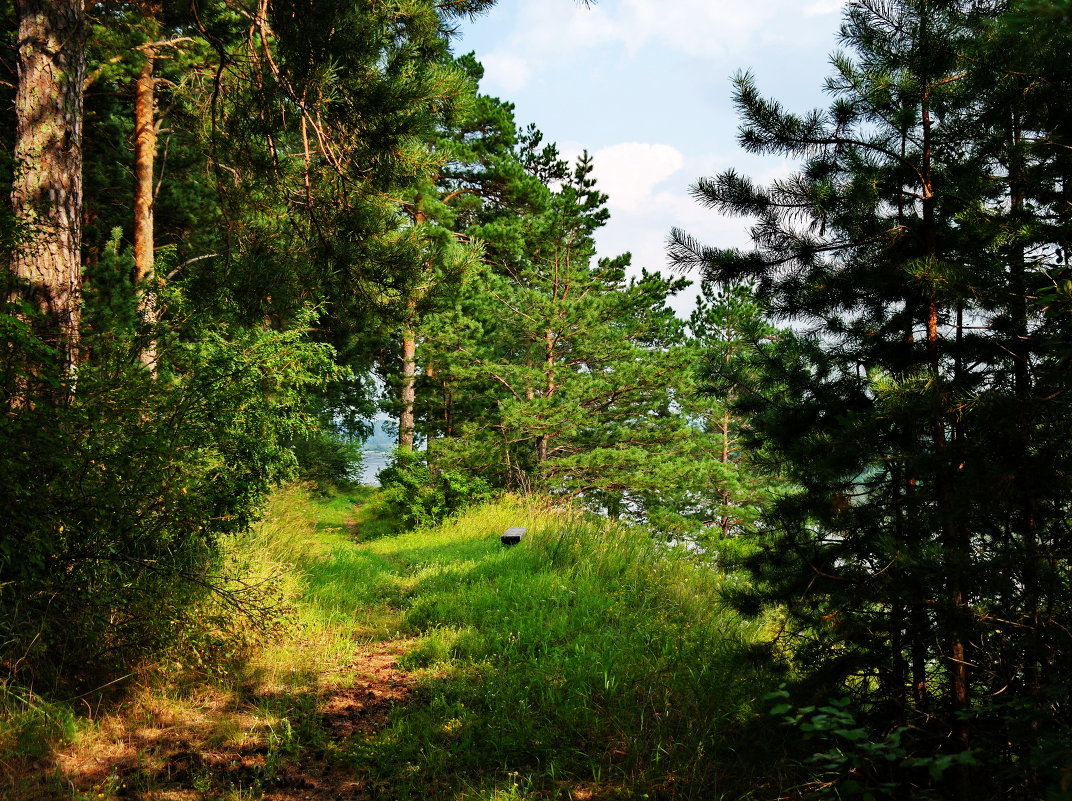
591 142 685 213
475 0 847 97
480 52 532 92
804 0 847 16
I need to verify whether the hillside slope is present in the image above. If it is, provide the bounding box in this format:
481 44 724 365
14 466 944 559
5 486 777 800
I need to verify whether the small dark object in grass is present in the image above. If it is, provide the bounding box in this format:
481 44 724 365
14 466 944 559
501 526 527 546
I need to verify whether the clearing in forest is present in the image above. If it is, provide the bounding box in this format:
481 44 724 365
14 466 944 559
11 486 772 801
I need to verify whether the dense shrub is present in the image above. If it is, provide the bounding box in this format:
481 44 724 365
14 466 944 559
0 301 341 688
376 448 493 529
292 429 363 491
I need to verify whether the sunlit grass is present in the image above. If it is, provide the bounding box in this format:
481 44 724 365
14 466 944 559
335 496 775 799
2 485 776 800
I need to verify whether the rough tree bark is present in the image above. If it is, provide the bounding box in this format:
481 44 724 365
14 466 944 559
132 46 160 370
8 0 87 391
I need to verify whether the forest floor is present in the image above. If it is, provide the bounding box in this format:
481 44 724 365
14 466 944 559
5 485 768 801
53 641 414 801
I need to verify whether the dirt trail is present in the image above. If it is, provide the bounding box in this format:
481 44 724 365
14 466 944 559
264 641 414 801
49 640 414 801
263 641 413 801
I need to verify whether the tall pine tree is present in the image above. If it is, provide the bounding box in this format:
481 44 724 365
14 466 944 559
672 1 1072 795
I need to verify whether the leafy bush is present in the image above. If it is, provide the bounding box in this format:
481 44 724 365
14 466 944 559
765 689 979 799
377 448 493 529
0 299 342 688
292 429 363 491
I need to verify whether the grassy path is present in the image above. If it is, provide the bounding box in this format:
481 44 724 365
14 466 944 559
18 485 774 801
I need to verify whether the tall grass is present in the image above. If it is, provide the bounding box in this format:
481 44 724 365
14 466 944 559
1 486 781 800
0 484 381 799
343 496 779 799
225 484 404 690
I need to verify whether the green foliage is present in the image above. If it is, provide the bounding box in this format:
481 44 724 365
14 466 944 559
673 1 1072 797
681 281 788 540
766 689 979 800
377 448 493 530
0 299 341 686
1 0 507 698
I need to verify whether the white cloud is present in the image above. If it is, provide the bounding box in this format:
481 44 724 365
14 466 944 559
484 0 803 70
589 148 762 316
804 0 847 15
480 52 532 93
616 0 776 58
591 142 685 213
589 150 802 315
557 140 587 167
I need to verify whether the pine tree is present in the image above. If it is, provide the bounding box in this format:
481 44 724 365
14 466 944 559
423 149 703 521
686 282 782 540
391 77 559 454
671 1 1072 795
6 0 87 393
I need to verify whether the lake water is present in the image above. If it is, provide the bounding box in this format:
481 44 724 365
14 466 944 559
360 451 392 486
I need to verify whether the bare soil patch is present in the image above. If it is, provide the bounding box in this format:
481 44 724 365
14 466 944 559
32 640 414 801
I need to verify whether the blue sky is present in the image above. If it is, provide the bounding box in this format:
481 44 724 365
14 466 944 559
453 0 850 313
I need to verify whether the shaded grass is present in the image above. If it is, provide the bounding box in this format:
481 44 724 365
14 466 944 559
339 497 779 800
2 485 779 800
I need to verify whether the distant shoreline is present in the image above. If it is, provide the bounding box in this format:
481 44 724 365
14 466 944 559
360 450 392 486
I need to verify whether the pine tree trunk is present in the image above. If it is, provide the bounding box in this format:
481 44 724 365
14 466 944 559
1006 113 1044 695
897 117 931 715
8 0 87 391
399 307 416 452
535 328 555 463
133 51 158 370
718 409 733 538
920 42 971 791
443 382 453 437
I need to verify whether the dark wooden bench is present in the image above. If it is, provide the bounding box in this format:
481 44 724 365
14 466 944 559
501 526 527 546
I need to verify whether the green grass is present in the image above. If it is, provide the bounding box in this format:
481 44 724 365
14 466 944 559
0 485 779 800
324 494 778 799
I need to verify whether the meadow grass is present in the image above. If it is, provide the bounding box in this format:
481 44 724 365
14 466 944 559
341 496 778 799
1 485 779 800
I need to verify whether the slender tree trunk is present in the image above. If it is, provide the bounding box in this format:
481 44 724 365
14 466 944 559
920 45 971 790
535 433 548 462
423 363 454 440
718 408 733 538
903 462 930 711
133 51 158 369
424 362 435 453
535 327 555 463
1006 113 1044 694
399 299 417 452
897 113 931 714
8 0 87 393
443 382 453 437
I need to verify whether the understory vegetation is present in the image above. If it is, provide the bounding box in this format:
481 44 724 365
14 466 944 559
3 0 1072 798
0 485 778 800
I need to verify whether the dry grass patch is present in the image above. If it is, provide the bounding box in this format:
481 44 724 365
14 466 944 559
43 639 417 800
